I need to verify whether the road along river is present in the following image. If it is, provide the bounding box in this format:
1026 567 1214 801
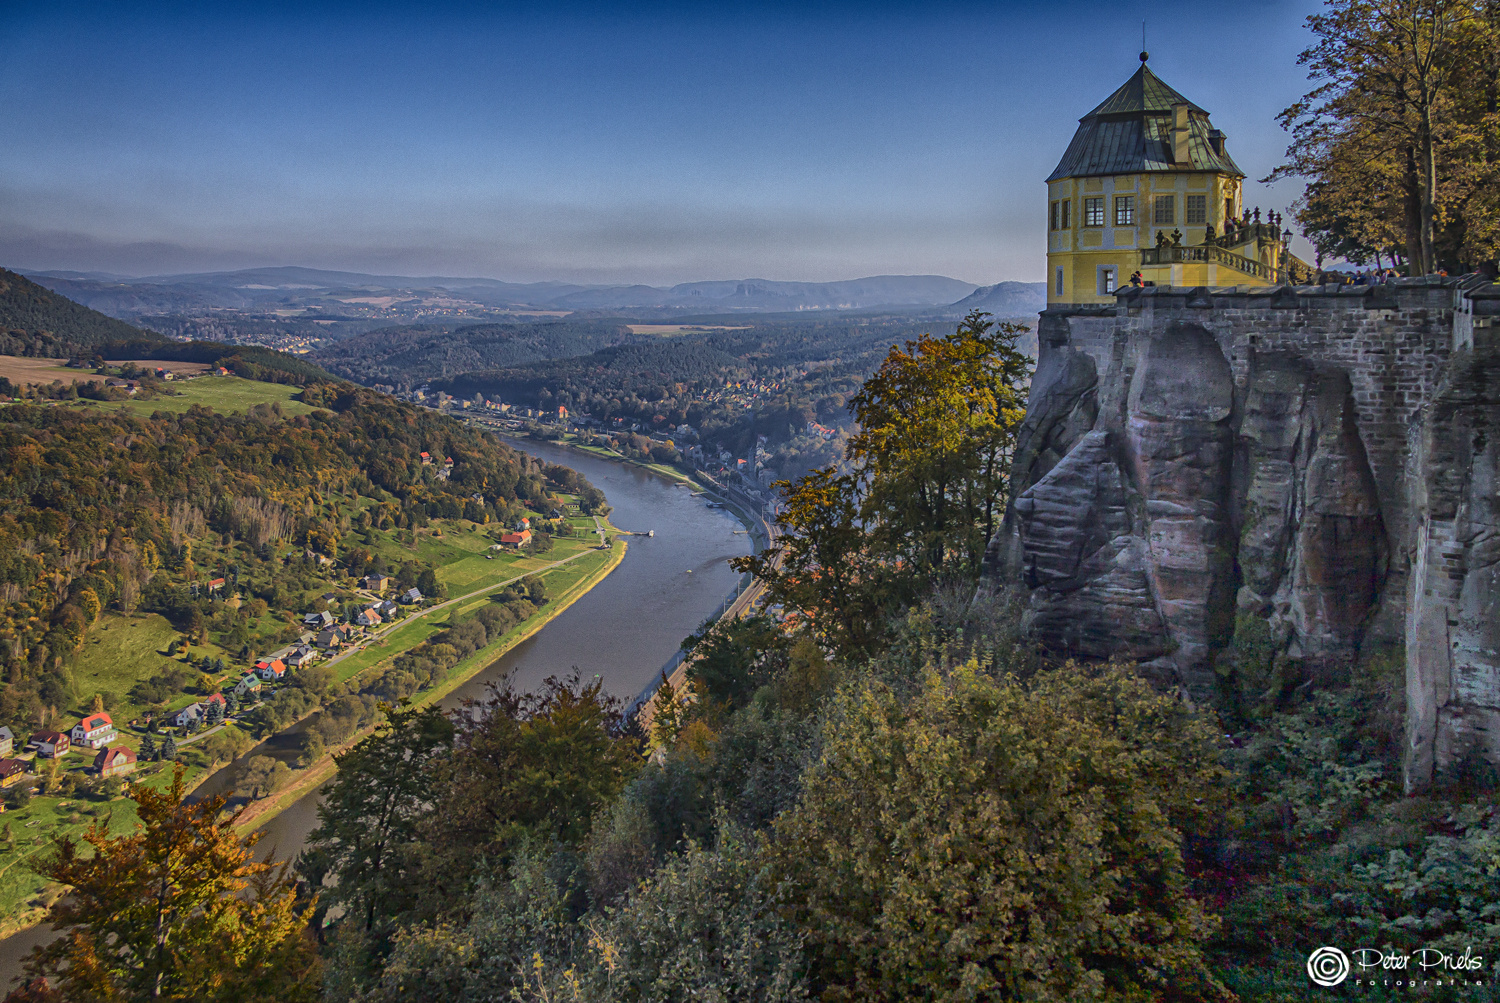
0 438 752 985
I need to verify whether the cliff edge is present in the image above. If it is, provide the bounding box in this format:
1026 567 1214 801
988 276 1500 792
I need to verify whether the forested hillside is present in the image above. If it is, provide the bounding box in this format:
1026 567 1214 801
311 319 638 385
0 268 164 357
0 386 565 734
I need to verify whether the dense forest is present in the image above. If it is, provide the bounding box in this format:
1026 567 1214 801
310 320 639 385
0 383 579 737
0 269 164 358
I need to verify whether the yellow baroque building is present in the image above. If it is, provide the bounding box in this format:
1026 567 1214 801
1047 56 1311 305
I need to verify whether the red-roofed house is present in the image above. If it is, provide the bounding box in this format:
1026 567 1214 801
254 658 287 682
207 577 226 593
94 746 137 778
420 452 432 465
30 730 69 758
356 608 383 627
71 712 116 749
499 529 532 549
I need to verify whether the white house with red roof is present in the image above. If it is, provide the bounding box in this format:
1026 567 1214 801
356 608 383 627
70 712 116 749
255 658 287 682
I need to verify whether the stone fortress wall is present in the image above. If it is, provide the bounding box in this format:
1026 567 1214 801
989 276 1500 791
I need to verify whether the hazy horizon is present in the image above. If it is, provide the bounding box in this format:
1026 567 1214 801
2 1 1321 285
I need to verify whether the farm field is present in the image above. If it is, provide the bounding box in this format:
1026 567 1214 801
82 375 317 417
0 356 213 387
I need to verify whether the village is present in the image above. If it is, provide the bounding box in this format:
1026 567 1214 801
0 568 436 797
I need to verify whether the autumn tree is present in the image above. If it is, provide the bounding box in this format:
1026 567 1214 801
770 662 1231 1002
735 312 1031 658
1271 0 1499 272
26 765 318 1001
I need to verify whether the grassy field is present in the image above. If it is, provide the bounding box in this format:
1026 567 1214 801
80 376 317 417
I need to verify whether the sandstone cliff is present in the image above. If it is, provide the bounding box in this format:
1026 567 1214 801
990 278 1500 791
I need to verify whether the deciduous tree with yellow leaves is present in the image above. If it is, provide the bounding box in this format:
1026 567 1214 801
25 766 318 1002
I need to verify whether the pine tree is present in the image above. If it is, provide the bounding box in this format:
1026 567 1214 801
139 734 156 762
160 735 178 761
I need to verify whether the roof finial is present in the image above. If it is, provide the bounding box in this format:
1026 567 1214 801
1140 21 1148 62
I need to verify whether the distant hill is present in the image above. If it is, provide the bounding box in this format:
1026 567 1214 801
949 281 1047 317
25 267 984 318
0 268 164 357
550 275 981 312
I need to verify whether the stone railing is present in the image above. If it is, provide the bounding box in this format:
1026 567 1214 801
1140 243 1285 283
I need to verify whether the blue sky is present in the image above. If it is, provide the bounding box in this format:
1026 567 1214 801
0 1 1321 284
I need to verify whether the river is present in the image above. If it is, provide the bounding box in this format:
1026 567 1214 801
0 438 752 985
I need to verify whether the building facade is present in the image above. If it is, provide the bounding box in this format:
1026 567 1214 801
1046 56 1308 305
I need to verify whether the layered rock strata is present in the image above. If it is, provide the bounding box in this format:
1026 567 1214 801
989 277 1500 791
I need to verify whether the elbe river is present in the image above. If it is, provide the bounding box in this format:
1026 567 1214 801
0 438 752 985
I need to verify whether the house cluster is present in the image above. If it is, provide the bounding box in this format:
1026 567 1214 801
8 714 141 782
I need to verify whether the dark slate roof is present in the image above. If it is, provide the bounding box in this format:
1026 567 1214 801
1048 63 1244 182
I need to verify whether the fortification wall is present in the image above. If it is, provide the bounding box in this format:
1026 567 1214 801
998 276 1500 791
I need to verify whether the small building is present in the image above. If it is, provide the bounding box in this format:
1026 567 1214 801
420 451 433 465
402 587 423 605
363 574 393 592
172 702 205 727
70 712 116 749
94 746 137 778
315 626 346 650
303 610 335 628
30 730 70 758
0 758 28 788
377 599 399 617
286 645 319 667
0 726 12 758
233 674 262 697
207 577 226 593
254 658 287 682
356 608 383 627
203 692 227 712
499 529 532 549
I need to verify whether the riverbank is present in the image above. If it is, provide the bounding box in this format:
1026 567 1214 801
231 534 627 835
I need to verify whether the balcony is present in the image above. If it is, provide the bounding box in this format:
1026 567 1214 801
1140 243 1290 283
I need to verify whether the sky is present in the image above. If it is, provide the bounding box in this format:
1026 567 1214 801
0 1 1323 286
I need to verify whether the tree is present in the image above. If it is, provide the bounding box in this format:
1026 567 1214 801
1270 0 1499 272
416 568 444 600
770 661 1230 1002
684 614 790 712
420 674 639 903
139 733 157 762
205 700 224 727
236 755 290 800
736 313 1031 659
300 704 453 945
26 765 318 1001
90 694 104 714
159 734 178 761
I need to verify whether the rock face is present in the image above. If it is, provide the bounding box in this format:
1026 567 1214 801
990 278 1500 790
